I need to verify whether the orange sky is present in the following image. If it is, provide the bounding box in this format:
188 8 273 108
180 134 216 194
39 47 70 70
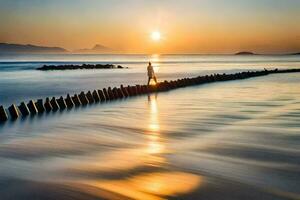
0 0 300 54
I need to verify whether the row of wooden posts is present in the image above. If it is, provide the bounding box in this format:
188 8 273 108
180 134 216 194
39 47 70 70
1 68 300 122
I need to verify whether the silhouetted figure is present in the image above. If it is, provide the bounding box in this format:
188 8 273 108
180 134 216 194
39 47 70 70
147 62 157 85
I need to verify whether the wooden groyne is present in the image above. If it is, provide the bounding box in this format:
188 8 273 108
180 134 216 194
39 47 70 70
1 68 300 122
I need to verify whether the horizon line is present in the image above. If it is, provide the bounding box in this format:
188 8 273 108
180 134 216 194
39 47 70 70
0 42 300 56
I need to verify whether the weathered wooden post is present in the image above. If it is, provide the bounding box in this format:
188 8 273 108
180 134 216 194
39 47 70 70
65 94 74 108
86 91 94 104
44 98 53 112
140 85 145 94
0 106 8 122
143 85 149 93
126 86 133 96
92 90 100 102
170 81 176 89
183 78 189 86
141 85 146 94
132 86 138 96
117 88 124 99
50 97 59 111
108 87 115 100
112 87 119 99
157 82 164 92
72 94 81 107
136 85 141 94
8 104 19 120
57 96 67 110
102 88 110 100
195 76 202 84
35 99 45 113
27 100 38 114
120 85 129 97
18 102 30 116
176 79 181 87
97 90 106 102
160 81 166 91
79 92 89 105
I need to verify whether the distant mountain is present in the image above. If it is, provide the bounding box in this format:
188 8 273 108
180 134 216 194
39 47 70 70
235 51 256 55
74 44 114 54
0 43 67 54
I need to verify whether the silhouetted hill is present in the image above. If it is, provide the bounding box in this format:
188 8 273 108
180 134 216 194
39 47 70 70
235 52 255 55
74 44 114 54
0 43 67 54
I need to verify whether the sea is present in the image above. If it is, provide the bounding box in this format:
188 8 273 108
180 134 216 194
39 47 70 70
0 54 300 200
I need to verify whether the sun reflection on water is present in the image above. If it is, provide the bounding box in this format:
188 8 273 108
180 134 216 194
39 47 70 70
59 93 202 200
148 95 160 132
82 172 202 200
146 94 164 155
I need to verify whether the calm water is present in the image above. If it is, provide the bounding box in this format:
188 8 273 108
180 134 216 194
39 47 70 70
0 54 300 200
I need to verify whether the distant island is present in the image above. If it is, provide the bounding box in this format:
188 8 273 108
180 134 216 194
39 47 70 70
290 52 300 55
235 52 256 55
235 51 300 56
37 64 126 71
0 43 67 54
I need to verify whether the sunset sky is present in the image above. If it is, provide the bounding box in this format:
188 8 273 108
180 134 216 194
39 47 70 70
0 0 300 54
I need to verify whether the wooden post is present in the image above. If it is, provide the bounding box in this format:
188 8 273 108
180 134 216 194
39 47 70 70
121 85 129 97
35 99 45 113
8 104 19 119
65 94 74 108
136 85 141 94
44 98 53 112
86 91 95 104
27 100 38 114
112 87 119 99
18 102 30 116
126 86 133 96
108 87 115 100
50 97 59 111
79 92 89 105
143 85 149 93
102 88 110 100
72 94 81 106
132 86 138 95
117 88 124 99
0 106 8 122
92 90 100 102
57 96 67 110
97 90 106 102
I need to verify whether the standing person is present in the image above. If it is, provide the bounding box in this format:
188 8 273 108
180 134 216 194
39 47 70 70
147 62 157 85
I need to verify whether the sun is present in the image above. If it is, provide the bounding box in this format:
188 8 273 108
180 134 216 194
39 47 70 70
151 31 161 41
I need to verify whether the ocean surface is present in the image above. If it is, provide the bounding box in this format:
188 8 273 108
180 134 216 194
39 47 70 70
0 54 300 200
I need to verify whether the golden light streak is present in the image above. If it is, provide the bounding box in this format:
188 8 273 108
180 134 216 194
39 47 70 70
82 172 202 200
